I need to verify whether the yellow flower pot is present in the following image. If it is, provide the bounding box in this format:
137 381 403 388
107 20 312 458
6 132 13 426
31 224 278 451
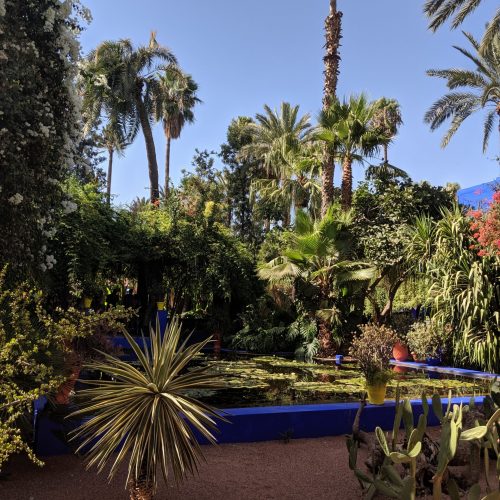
156 301 165 311
366 383 387 405
83 297 92 309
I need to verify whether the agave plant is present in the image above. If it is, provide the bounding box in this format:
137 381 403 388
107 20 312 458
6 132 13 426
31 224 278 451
71 317 222 500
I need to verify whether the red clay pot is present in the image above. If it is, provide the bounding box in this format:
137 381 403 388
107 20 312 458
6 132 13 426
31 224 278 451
392 341 409 362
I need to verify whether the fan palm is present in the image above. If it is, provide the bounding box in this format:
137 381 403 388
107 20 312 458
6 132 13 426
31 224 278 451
371 98 403 163
317 94 387 210
70 318 222 500
242 102 311 226
250 142 322 226
321 0 343 216
259 207 374 357
424 0 500 54
425 32 500 152
81 32 177 201
155 67 200 196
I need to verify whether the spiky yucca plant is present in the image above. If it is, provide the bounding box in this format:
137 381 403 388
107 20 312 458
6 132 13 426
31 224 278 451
71 317 222 500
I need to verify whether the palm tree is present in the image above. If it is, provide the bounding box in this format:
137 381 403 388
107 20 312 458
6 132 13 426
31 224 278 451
321 0 343 217
97 120 135 204
155 66 200 196
371 98 403 163
425 32 500 152
71 318 222 500
317 94 386 210
259 207 374 357
424 0 500 54
242 102 311 226
250 143 322 223
82 32 177 201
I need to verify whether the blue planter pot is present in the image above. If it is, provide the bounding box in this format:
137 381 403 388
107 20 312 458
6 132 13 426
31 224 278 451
426 357 441 366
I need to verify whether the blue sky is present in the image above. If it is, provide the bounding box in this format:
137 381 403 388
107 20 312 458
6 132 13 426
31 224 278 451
80 0 499 205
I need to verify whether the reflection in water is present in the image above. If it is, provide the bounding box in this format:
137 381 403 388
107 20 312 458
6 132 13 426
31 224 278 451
184 355 490 409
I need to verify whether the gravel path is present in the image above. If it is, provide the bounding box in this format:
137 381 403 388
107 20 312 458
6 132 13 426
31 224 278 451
1 436 362 500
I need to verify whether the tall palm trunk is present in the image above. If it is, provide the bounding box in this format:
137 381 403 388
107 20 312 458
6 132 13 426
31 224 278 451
164 133 171 196
106 147 113 205
321 0 342 217
383 143 388 163
341 154 353 210
136 90 159 202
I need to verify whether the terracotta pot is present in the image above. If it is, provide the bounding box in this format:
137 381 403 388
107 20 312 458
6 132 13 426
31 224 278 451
366 382 387 405
392 341 409 362
392 365 409 374
55 365 81 405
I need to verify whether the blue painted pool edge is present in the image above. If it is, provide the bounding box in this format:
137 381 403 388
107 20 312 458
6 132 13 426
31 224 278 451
390 360 499 380
33 396 485 456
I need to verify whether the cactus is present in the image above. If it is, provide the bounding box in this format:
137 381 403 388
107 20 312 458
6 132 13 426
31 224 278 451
347 383 500 499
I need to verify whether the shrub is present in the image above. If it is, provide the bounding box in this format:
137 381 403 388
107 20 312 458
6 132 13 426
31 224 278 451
349 324 397 385
406 319 450 360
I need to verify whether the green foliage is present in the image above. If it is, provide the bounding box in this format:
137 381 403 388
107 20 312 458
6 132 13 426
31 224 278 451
259 206 374 329
349 324 398 385
0 272 66 470
51 178 131 303
425 31 500 152
0 0 87 283
348 387 500 499
71 318 223 494
409 207 500 372
406 319 451 360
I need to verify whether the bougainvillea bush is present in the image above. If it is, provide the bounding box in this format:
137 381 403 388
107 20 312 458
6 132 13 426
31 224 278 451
0 0 90 284
469 190 500 257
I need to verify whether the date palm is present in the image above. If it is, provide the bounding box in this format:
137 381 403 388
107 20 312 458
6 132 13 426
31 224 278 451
425 31 500 152
82 32 177 202
321 0 343 217
317 94 387 210
155 67 200 196
424 0 500 54
71 317 222 500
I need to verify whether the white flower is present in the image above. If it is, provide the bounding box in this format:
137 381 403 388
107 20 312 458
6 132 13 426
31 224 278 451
40 263 47 272
61 199 77 214
8 193 23 205
0 0 6 17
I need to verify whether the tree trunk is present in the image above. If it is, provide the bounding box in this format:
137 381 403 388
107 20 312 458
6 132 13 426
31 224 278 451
317 320 335 358
341 155 353 210
320 0 342 217
321 151 335 217
106 147 113 205
136 92 159 202
128 467 153 500
164 134 171 196
383 143 388 163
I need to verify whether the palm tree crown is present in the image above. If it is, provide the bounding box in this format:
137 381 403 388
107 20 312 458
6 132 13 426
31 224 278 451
424 0 500 54
81 32 177 201
425 31 500 152
155 66 200 195
317 94 387 209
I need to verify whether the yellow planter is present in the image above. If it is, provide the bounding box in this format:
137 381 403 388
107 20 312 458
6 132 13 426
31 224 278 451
156 301 165 311
366 383 387 405
83 297 92 309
